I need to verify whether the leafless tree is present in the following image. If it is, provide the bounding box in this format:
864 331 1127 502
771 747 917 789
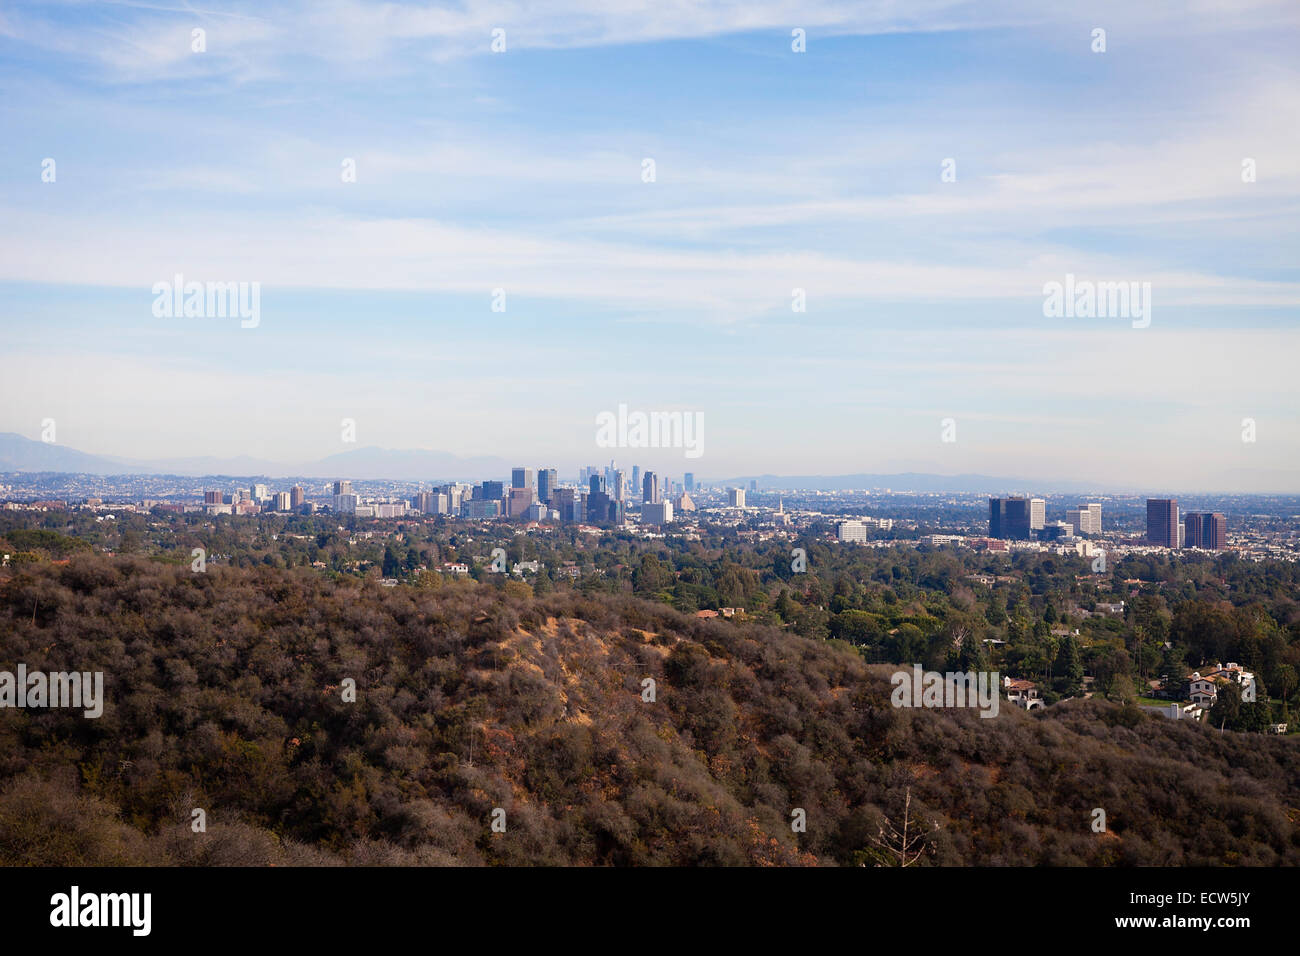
869 787 938 866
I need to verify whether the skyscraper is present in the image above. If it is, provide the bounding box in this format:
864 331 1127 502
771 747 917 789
511 468 534 493
482 480 505 500
631 465 640 498
507 487 533 518
989 497 1031 539
588 489 613 524
729 488 746 508
290 485 305 508
1205 512 1227 550
332 480 353 496
684 472 695 492
1065 503 1103 535
613 469 625 502
1146 498 1179 548
552 487 584 523
989 498 1005 538
1184 512 1227 550
538 468 557 505
642 471 659 504
1005 497 1031 539
1029 498 1045 531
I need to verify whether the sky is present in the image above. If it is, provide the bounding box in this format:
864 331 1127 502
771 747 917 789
1 0 1298 490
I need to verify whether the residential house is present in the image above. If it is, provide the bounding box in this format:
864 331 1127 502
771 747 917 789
1003 677 1044 711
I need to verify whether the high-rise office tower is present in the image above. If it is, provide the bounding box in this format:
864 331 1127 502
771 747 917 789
511 468 534 493
204 490 222 505
989 498 1006 538
1065 503 1103 535
684 472 695 492
482 480 505 500
507 487 533 518
631 466 640 498
290 485 305 508
729 488 746 508
1205 512 1227 550
588 490 613 523
1005 497 1031 539
332 480 353 496
1184 512 1227 550
552 488 583 522
749 479 758 492
989 497 1031 539
613 469 625 502
1146 498 1179 548
538 468 557 505
589 474 605 496
1029 498 1046 531
642 471 659 504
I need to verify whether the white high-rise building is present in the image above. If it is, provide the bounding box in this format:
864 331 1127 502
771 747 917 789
1066 503 1104 536
1030 498 1046 530
837 520 868 543
729 488 746 508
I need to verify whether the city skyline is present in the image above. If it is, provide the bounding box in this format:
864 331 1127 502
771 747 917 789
2 426 1299 495
2 2 1299 488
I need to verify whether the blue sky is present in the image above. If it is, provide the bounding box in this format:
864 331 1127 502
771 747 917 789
1 1 1298 489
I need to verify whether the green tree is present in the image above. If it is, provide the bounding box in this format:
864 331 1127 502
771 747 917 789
1053 635 1084 696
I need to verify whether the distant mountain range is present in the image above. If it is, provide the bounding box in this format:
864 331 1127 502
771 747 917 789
1 432 1297 493
716 472 1117 495
0 433 512 483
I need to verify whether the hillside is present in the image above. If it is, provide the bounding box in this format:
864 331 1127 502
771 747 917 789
0 555 1296 865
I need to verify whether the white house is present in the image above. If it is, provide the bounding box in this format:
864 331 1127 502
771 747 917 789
1187 662 1257 706
1003 676 1044 710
